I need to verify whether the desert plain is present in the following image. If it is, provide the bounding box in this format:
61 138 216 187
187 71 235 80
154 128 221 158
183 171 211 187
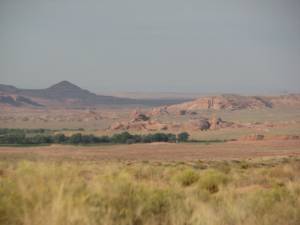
0 82 300 225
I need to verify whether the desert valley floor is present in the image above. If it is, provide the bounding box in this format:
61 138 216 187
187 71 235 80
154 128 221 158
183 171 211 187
1 91 300 225
0 140 299 161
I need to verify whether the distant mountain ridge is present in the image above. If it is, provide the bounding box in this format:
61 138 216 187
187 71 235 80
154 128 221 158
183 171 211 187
0 95 44 107
2 81 298 109
0 81 192 108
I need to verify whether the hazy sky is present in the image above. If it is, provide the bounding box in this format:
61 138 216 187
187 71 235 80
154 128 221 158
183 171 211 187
0 0 299 93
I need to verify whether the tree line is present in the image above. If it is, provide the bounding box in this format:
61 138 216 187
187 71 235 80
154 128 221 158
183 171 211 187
0 129 190 145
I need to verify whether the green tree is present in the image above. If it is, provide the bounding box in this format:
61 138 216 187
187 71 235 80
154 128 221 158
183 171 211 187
69 133 82 144
167 133 177 142
53 134 67 143
177 132 190 142
111 132 133 143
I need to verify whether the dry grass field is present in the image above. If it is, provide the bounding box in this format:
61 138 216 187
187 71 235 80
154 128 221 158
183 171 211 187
0 107 299 225
0 138 300 224
0 154 299 225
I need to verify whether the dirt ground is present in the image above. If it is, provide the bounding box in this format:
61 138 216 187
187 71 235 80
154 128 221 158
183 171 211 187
0 140 299 162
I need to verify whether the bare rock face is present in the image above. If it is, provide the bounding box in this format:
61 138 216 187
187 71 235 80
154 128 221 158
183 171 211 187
131 112 150 122
111 109 235 132
151 94 285 116
178 110 198 116
150 107 169 116
167 96 228 111
144 120 168 131
209 116 221 130
110 111 168 132
186 117 235 131
110 114 236 132
269 94 300 108
110 122 126 130
209 115 235 129
179 110 187 116
189 119 211 131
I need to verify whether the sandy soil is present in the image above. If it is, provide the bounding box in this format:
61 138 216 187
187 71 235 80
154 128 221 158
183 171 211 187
0 140 299 161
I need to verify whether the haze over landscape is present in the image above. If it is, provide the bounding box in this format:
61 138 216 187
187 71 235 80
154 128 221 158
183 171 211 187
1 0 300 93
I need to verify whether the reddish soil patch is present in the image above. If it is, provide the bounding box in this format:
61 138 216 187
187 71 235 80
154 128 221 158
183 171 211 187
0 140 299 161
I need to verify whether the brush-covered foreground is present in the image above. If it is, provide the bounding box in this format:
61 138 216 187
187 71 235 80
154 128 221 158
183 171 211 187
0 158 300 225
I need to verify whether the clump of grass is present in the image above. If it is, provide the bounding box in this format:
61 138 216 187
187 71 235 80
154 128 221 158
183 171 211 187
177 169 200 187
240 186 300 225
198 169 230 194
268 165 296 181
193 160 208 170
210 161 231 174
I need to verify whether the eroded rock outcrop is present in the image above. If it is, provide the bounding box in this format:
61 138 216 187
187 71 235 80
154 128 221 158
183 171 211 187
110 111 235 132
151 94 300 119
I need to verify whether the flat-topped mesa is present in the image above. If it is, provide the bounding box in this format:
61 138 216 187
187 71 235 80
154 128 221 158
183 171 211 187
166 95 272 112
152 94 300 115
